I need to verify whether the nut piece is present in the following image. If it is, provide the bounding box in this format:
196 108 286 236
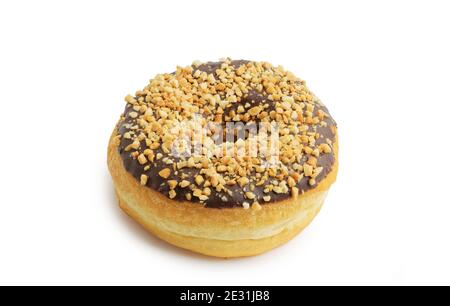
238 177 249 187
303 164 313 177
287 176 296 188
140 174 148 186
273 186 283 194
158 168 171 179
312 167 323 178
193 189 203 197
169 190 177 199
245 192 256 200
179 180 190 188
307 156 317 167
216 165 227 172
125 139 140 151
195 175 204 186
203 187 211 196
168 180 178 189
137 154 148 165
248 106 262 116
129 111 138 119
282 96 294 104
199 195 208 201
210 176 219 187
319 143 332 153
125 95 136 104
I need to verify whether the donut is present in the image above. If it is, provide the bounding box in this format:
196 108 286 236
107 59 338 258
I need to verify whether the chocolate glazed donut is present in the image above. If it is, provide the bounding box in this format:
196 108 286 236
108 59 338 257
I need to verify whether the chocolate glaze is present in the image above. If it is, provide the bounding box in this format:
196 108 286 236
117 60 337 208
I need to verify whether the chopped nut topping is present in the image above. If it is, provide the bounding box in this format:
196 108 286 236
158 168 171 179
140 174 148 186
137 154 147 165
195 175 204 186
125 139 140 151
168 180 178 189
245 192 256 200
125 95 136 104
273 186 283 194
210 176 219 187
312 167 323 178
248 106 262 116
287 176 296 188
203 187 211 196
150 143 160 151
216 165 227 172
307 156 317 167
169 190 177 199
292 172 302 182
303 164 313 177
312 148 320 157
179 180 190 188
199 195 209 201
238 177 249 187
227 179 237 186
282 96 294 104
117 58 336 208
193 189 202 197
319 143 332 153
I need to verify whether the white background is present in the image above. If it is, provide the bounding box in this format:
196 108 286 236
1 0 449 286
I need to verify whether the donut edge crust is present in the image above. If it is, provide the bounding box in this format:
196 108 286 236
107 128 338 258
